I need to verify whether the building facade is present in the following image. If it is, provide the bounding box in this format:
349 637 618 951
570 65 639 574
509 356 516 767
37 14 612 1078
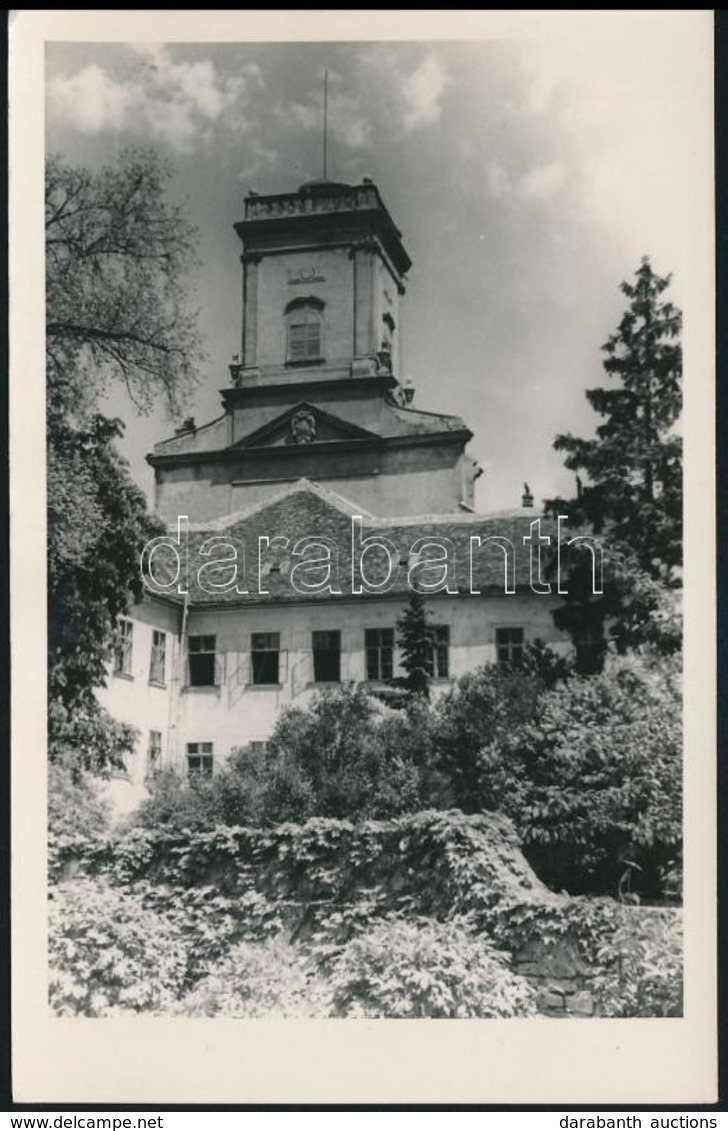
97 176 570 810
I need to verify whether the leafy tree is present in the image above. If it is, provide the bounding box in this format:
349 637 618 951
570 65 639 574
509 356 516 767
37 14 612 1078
46 149 202 768
46 148 202 421
48 415 164 706
395 590 438 699
477 653 682 899
547 258 682 669
135 687 451 828
433 665 543 812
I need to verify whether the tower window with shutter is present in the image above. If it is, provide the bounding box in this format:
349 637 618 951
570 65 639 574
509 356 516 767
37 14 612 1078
285 298 324 364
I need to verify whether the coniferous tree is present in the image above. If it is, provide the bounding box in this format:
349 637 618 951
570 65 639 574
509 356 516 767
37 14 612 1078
547 258 682 670
396 591 438 699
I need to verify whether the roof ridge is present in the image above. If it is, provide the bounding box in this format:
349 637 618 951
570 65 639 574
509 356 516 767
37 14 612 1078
179 478 375 532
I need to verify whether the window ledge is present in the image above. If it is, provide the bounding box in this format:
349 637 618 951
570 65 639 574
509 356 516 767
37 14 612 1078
182 684 222 693
112 671 134 682
285 357 325 368
306 680 342 688
148 680 167 690
245 682 283 690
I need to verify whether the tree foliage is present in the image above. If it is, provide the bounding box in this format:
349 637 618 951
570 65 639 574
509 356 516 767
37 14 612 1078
395 590 438 698
46 149 201 768
46 148 202 421
547 258 682 668
478 653 682 898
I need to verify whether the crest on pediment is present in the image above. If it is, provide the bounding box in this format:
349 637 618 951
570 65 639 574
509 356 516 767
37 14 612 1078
233 402 380 450
290 409 317 444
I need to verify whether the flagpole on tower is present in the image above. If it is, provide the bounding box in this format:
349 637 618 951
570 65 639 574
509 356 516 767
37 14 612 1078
323 68 329 179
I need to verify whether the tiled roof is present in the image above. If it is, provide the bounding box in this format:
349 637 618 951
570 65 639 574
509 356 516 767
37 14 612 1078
144 480 560 608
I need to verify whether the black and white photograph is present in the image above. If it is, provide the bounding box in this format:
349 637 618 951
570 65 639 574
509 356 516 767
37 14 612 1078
10 10 715 1105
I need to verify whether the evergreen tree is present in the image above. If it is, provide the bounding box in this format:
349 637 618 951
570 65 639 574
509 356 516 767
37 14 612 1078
547 258 682 670
396 591 438 699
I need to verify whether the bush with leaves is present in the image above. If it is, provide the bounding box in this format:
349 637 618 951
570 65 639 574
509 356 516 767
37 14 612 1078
48 759 113 881
176 938 332 1018
319 916 536 1019
49 879 188 1016
433 664 544 812
135 686 448 829
477 653 682 897
591 907 682 1017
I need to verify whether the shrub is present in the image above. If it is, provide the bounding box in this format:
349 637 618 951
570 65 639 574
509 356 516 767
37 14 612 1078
591 907 683 1017
433 665 544 811
49 879 188 1016
49 697 138 775
133 686 449 830
132 767 222 832
321 916 537 1018
477 654 682 897
48 760 112 881
176 938 332 1018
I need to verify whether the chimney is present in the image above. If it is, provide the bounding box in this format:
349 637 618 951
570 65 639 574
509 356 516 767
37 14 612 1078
521 482 534 508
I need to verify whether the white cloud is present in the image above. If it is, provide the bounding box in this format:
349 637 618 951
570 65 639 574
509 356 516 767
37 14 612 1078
485 158 566 205
47 44 260 152
402 53 450 128
515 23 707 273
276 90 370 149
517 161 566 202
46 63 137 134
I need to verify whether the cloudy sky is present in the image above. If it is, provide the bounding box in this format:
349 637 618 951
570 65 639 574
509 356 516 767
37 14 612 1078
45 18 710 513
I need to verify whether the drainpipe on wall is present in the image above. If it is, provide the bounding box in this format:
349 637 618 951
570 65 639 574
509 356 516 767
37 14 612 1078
166 591 189 772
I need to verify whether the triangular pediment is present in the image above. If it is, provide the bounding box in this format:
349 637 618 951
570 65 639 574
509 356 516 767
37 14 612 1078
233 402 379 449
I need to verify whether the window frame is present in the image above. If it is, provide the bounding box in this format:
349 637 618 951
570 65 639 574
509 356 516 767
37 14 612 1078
365 627 394 682
426 625 450 680
113 617 134 677
251 631 282 686
149 629 167 686
186 634 220 688
187 741 214 780
495 626 525 669
147 730 162 778
312 629 342 683
285 297 325 366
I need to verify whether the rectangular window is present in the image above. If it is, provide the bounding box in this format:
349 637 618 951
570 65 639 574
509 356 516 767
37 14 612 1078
149 630 167 685
289 321 321 361
312 630 341 682
426 625 450 679
114 617 133 676
251 632 280 685
187 634 217 687
365 628 394 682
495 627 524 668
147 730 162 777
187 742 213 780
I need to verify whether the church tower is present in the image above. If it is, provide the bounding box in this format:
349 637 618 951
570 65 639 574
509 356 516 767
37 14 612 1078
148 177 481 521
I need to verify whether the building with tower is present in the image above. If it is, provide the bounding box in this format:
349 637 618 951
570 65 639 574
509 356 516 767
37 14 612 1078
97 175 573 810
